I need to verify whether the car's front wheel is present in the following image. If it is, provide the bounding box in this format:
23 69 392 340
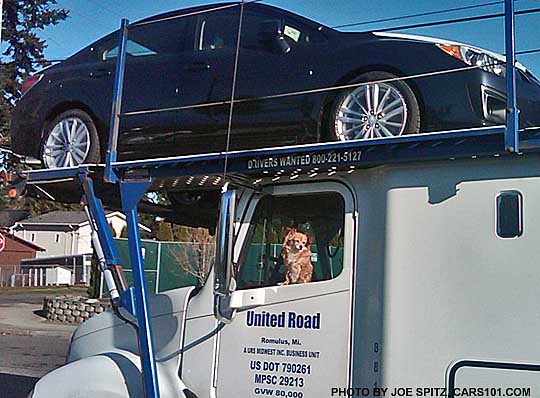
330 71 420 141
41 109 100 168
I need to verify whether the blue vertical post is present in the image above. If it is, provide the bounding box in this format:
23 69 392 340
105 18 130 183
504 0 519 152
120 180 160 398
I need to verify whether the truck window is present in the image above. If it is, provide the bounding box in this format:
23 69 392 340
236 192 345 289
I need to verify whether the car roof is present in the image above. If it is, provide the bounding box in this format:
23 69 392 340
133 2 332 30
134 2 238 25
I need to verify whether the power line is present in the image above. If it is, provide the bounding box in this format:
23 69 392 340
33 1 540 63
375 6 540 32
332 1 503 29
516 47 540 55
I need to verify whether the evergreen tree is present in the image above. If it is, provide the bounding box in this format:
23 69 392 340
0 1 69 212
156 221 174 242
0 0 69 143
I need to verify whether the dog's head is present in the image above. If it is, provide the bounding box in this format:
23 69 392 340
283 227 311 253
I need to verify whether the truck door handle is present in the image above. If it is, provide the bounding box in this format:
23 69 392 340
89 69 112 78
184 62 211 72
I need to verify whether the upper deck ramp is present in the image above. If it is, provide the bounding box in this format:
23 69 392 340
19 125 540 193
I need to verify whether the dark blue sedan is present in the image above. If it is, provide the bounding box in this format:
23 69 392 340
10 2 540 168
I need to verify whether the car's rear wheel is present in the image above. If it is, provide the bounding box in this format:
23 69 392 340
329 71 420 141
41 109 100 168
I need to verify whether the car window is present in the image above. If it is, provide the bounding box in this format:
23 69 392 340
104 40 157 60
240 9 326 50
236 192 345 290
103 18 189 60
194 8 325 53
195 10 240 51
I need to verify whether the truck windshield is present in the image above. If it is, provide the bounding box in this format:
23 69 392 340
236 192 345 289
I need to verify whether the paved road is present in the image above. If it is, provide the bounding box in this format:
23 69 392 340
0 373 38 398
0 290 79 398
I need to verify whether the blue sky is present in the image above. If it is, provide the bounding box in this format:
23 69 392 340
4 0 540 74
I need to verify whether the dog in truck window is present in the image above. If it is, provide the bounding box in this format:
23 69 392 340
278 227 313 285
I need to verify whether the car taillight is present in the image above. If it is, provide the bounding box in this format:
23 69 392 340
21 74 44 96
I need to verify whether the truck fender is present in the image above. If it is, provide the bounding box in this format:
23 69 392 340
32 350 188 398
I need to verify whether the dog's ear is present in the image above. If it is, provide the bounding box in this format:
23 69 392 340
305 233 313 247
283 227 295 240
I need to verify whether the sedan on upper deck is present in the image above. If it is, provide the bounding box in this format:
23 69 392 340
10 2 540 168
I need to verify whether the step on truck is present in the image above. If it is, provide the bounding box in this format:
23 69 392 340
4 1 540 397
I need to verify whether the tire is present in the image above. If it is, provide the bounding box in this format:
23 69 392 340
328 71 420 141
41 109 100 168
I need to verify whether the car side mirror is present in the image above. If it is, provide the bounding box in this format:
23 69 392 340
258 21 291 54
213 184 237 322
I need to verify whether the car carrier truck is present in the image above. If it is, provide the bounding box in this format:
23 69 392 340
3 1 540 397
10 123 540 398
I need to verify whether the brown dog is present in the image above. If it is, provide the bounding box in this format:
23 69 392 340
279 227 313 285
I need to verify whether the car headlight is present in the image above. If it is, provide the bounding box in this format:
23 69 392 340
436 43 505 77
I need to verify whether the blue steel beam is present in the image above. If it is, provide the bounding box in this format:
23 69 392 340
504 0 519 152
22 127 540 190
120 179 160 398
79 172 121 265
105 18 130 183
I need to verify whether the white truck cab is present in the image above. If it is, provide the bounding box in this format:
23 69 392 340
28 151 540 398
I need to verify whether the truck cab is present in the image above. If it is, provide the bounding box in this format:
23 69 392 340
26 147 540 397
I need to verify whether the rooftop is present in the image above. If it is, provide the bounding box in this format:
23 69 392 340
19 210 115 225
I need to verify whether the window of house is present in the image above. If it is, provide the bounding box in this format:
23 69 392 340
236 192 345 290
103 18 189 60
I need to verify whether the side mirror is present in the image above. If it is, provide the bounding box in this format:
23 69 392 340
214 184 237 321
258 21 291 54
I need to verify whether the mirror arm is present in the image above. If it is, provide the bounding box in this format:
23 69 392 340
213 183 238 322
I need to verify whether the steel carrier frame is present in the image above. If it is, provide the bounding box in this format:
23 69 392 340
2 1 536 397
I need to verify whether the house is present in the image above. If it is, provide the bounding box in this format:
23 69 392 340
12 210 151 258
11 210 151 286
0 229 45 286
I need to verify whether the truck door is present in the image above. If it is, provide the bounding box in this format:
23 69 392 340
215 182 356 397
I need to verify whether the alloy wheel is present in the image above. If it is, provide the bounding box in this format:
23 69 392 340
43 117 91 168
335 82 408 140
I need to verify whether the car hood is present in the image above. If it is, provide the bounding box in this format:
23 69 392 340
372 31 528 73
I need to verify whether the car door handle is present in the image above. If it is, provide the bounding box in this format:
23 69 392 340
89 69 112 78
184 62 211 72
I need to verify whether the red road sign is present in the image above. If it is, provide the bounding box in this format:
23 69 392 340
0 233 5 253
